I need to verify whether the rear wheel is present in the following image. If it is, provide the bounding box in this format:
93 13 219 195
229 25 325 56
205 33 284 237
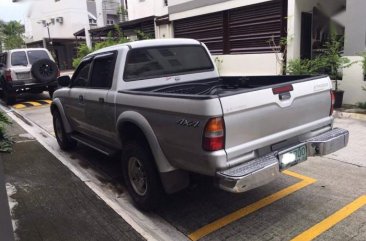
3 90 16 105
53 110 76 150
122 141 163 211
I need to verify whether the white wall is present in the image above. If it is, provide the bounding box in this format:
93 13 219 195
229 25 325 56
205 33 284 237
156 24 173 38
339 56 366 105
25 0 90 42
212 54 282 76
127 0 168 20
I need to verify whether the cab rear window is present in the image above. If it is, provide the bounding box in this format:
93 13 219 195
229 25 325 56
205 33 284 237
124 45 214 81
11 51 28 66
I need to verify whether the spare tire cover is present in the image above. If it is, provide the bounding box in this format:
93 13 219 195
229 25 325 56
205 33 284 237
31 59 58 83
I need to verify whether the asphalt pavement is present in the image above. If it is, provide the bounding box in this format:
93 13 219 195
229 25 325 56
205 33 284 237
1 115 145 241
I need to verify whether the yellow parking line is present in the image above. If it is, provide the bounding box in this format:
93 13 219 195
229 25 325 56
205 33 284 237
291 195 366 241
43 100 52 104
188 170 316 241
24 101 42 107
12 104 27 109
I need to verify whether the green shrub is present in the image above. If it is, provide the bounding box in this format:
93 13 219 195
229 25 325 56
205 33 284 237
356 102 366 109
0 111 12 152
287 57 326 75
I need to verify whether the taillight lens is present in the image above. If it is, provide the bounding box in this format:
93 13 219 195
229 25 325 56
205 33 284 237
203 117 225 151
5 70 12 81
330 90 335 116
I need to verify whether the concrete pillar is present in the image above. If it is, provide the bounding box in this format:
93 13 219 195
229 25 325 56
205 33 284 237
85 26 92 49
344 0 366 56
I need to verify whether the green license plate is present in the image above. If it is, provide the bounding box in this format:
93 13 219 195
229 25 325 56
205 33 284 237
279 145 307 169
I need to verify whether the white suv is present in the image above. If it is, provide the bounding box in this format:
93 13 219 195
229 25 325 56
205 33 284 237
0 48 58 105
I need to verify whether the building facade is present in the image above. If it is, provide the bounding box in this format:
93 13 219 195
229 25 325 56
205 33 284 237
25 0 125 69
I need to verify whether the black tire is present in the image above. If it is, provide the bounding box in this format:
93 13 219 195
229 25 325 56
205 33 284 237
3 90 16 105
122 141 163 211
31 59 58 83
53 110 77 150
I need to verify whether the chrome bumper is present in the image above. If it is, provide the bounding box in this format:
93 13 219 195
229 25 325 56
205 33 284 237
217 128 349 193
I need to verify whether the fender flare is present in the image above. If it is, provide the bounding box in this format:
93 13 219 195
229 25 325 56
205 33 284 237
50 98 72 133
116 111 176 173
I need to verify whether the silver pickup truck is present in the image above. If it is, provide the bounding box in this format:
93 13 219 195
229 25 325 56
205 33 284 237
51 39 349 210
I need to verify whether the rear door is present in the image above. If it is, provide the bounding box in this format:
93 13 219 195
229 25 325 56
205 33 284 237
219 77 333 160
83 52 118 144
9 51 32 82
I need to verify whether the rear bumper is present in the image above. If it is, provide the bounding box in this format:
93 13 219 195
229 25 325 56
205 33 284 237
6 80 57 92
216 128 349 193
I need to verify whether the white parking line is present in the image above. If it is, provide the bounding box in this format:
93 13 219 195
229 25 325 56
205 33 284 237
1 105 188 241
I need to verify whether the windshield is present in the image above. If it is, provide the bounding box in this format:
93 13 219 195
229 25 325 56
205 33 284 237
27 50 50 64
124 45 214 81
11 51 28 66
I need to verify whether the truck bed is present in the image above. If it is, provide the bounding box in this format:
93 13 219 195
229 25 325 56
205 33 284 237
125 75 319 98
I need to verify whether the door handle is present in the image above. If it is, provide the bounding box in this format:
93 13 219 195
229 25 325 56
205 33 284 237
78 95 84 103
99 97 104 103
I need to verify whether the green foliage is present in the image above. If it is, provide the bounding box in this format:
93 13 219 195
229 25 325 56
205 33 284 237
356 102 366 109
287 31 355 91
287 57 326 75
72 26 131 68
0 111 12 153
135 30 152 40
0 20 25 50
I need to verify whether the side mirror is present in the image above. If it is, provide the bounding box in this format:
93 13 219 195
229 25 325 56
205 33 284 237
58 75 71 87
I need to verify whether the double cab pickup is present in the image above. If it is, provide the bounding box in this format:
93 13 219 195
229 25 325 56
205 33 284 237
51 39 349 210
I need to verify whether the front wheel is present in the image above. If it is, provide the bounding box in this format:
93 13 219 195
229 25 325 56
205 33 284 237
122 142 163 211
53 110 76 150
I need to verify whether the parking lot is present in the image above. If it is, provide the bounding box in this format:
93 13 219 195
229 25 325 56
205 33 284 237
3 94 366 241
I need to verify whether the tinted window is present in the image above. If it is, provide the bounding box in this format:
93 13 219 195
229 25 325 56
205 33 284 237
11 51 28 66
27 50 50 64
124 45 214 81
90 53 116 88
72 61 91 87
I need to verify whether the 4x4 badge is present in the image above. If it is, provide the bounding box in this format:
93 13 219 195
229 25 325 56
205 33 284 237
177 119 200 128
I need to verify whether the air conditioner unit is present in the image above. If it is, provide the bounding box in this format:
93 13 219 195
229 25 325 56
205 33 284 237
50 18 55 24
56 17 64 24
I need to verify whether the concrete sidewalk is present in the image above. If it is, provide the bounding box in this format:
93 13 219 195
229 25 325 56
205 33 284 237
1 118 145 241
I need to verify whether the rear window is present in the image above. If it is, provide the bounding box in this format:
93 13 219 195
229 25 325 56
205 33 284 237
11 51 28 66
27 50 50 64
124 45 214 81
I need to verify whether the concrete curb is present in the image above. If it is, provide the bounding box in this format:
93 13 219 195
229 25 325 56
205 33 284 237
334 111 366 122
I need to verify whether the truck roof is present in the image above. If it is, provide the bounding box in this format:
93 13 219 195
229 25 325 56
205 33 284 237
5 48 49 54
91 38 201 55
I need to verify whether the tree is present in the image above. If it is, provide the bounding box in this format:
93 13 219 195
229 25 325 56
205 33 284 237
0 20 25 50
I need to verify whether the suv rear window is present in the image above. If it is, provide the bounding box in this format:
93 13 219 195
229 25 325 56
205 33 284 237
124 45 214 81
27 50 50 64
11 51 28 66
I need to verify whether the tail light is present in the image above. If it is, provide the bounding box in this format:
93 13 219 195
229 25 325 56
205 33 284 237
330 90 335 115
5 70 12 82
203 117 225 151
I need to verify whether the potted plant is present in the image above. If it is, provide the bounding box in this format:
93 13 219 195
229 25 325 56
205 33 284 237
320 33 353 108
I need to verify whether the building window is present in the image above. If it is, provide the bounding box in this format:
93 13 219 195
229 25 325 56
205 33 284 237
89 18 97 25
107 19 115 25
164 0 168 6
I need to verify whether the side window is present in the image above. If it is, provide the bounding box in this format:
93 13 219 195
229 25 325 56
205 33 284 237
11 51 28 66
72 61 91 87
90 53 116 89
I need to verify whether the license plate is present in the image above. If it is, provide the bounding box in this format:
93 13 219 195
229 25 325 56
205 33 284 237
17 72 30 80
279 144 307 169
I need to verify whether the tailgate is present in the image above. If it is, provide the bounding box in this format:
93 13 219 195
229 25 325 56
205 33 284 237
220 76 333 161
